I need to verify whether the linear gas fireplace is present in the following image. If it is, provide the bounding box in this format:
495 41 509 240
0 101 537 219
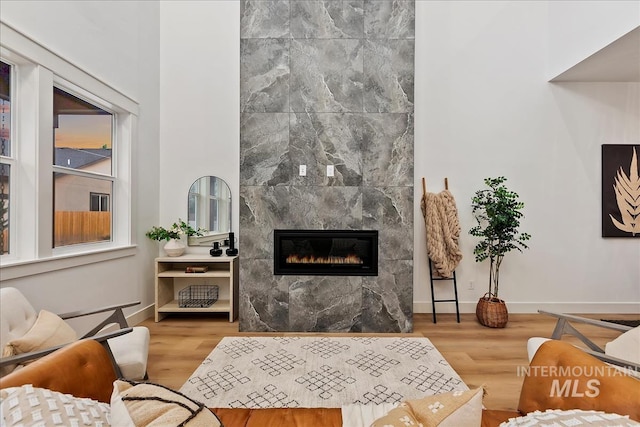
274 229 378 276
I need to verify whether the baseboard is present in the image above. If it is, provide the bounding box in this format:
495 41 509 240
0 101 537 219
413 301 640 314
127 304 154 326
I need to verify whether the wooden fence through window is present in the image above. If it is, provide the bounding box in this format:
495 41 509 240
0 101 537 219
54 211 111 246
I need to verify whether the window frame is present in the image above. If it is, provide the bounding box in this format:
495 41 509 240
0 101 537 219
52 81 116 248
0 22 138 278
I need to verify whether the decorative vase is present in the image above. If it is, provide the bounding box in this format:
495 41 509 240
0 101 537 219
164 238 185 257
476 293 508 328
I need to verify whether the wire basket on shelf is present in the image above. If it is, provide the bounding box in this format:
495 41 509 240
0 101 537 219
179 285 218 308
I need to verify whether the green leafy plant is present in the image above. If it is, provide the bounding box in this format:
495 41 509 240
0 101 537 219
469 177 531 299
145 218 206 242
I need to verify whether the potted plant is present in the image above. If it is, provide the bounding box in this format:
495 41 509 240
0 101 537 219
469 177 531 328
146 219 206 257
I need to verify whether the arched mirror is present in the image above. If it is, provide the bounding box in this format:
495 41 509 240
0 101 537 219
187 176 232 246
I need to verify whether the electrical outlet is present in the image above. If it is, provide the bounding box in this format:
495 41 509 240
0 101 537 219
327 165 334 177
299 165 307 176
468 280 475 290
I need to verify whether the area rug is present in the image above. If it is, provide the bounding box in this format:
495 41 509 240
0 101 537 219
179 336 467 409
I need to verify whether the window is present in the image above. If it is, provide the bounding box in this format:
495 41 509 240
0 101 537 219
53 87 113 247
0 60 12 255
1 23 138 270
90 193 110 212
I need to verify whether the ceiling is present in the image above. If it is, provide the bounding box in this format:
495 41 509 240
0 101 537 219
551 26 640 82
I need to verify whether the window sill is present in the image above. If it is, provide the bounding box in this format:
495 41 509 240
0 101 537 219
0 245 137 280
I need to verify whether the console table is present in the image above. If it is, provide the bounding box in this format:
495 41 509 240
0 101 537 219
154 254 239 322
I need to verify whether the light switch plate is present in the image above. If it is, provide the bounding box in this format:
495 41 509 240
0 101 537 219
299 165 307 176
327 165 334 177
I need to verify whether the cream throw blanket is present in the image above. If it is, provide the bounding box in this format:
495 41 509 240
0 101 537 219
420 190 463 278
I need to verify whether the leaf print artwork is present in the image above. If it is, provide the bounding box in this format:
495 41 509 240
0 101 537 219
609 147 640 236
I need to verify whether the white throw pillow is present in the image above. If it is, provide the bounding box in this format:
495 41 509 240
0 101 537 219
0 385 110 427
605 326 640 365
500 409 640 426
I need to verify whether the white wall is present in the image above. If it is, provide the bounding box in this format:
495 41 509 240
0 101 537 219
0 1 161 328
414 1 640 313
158 0 240 254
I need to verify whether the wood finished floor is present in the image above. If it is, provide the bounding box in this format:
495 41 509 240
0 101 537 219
139 312 638 411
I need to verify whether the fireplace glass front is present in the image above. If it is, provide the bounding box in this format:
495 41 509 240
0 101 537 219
274 229 378 276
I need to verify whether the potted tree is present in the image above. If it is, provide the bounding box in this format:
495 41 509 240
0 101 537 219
469 177 531 328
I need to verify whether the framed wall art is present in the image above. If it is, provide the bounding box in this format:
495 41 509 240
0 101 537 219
601 144 640 238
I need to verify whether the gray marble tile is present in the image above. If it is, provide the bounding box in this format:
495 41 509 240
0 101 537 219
290 39 364 113
289 275 362 332
239 259 291 332
364 40 414 113
291 1 364 39
364 0 415 39
241 0 290 39
362 259 413 332
241 39 290 113
362 113 414 186
239 186 296 259
290 113 363 186
286 186 363 229
363 187 413 260
238 0 415 333
240 113 291 186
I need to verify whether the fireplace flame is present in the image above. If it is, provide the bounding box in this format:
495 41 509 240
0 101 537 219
286 254 364 265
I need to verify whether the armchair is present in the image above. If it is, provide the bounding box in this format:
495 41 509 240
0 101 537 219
538 310 640 373
0 287 149 380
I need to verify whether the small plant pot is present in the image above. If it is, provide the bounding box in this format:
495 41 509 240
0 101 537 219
476 293 508 328
164 238 186 257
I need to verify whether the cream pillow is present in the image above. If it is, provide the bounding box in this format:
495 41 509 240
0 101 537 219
371 387 484 427
2 310 77 358
0 384 110 427
111 379 222 427
605 326 640 365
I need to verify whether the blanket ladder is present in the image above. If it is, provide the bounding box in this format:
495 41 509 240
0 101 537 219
422 177 460 324
429 261 460 323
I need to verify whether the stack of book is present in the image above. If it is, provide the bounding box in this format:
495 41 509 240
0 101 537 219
185 265 209 273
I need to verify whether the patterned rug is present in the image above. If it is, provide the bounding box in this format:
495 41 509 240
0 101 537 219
179 336 467 409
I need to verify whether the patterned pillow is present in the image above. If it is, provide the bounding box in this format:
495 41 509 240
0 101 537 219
500 409 640 426
371 387 483 427
110 379 222 427
0 384 110 426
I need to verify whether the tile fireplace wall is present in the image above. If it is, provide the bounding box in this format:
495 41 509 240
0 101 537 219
238 0 415 332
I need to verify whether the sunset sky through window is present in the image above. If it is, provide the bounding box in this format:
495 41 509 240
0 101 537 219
55 114 112 149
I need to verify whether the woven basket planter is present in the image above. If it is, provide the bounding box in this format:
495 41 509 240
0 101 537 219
476 293 508 328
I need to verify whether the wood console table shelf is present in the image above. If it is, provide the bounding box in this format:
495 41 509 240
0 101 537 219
154 254 239 322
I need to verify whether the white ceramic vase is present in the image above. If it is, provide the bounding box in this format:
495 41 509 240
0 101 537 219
164 238 186 257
